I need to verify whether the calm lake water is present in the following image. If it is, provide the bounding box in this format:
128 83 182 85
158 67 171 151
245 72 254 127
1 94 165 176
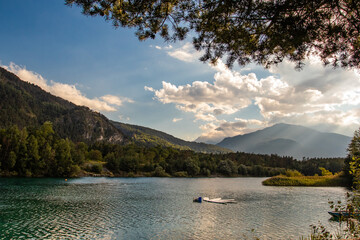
0 177 347 239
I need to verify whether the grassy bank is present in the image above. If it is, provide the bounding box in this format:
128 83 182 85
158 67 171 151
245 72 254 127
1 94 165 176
262 174 349 187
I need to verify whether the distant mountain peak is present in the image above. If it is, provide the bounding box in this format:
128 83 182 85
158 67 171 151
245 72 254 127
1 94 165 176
217 123 351 159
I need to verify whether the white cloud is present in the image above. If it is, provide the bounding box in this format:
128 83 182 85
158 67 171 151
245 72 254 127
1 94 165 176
3 62 132 112
167 42 202 62
148 57 360 142
172 118 183 122
144 86 155 92
194 112 217 122
101 95 133 106
5 62 49 91
152 44 172 50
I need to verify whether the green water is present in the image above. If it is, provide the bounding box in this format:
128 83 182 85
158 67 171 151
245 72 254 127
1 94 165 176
0 177 347 239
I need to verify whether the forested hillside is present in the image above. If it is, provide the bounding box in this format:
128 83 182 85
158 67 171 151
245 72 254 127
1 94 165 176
0 67 230 153
0 67 124 143
111 121 231 153
0 124 345 178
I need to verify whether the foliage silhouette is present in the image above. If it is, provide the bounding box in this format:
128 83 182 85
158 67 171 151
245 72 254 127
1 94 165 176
66 0 360 69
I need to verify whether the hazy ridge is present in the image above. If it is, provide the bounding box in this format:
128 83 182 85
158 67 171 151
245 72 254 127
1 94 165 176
217 123 351 159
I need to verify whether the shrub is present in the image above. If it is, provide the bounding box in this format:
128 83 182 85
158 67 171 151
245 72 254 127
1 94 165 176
70 165 81 177
91 164 103 174
285 169 303 177
173 171 188 177
201 168 211 176
319 167 333 176
152 166 170 177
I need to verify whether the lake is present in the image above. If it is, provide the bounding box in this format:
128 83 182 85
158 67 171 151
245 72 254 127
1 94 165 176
0 177 347 239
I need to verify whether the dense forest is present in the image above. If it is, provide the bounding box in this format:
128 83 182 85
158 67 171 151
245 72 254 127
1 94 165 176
0 123 345 178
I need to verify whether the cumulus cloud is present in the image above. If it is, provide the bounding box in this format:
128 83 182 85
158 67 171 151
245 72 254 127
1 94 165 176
253 59 360 124
148 57 360 142
150 60 282 120
3 62 132 112
101 95 123 106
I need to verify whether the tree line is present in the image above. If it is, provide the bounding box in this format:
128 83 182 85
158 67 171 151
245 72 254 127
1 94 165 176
0 122 82 177
0 122 346 178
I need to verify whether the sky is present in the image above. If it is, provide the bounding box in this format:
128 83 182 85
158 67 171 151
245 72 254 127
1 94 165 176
0 0 359 143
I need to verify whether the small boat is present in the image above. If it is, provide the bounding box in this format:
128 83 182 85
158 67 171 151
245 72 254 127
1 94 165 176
193 197 202 203
203 197 237 204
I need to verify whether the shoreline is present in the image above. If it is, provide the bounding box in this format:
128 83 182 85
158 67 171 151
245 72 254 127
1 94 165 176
0 172 264 178
0 171 350 188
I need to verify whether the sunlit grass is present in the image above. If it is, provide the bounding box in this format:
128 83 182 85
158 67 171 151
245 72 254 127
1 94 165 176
262 173 349 187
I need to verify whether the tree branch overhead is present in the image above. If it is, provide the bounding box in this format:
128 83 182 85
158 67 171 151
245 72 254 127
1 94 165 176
65 0 360 69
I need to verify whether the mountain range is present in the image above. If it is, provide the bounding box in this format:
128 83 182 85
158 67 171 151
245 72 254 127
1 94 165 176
217 123 352 159
111 121 230 152
0 67 229 153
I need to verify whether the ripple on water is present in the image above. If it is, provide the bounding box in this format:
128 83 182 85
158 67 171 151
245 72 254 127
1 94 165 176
0 178 347 239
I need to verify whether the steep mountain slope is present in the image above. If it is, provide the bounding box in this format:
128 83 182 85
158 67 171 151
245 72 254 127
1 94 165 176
217 123 351 159
0 67 230 153
111 121 231 153
0 67 124 143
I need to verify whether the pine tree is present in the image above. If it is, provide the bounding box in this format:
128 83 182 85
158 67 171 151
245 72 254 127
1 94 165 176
346 128 360 188
66 0 360 69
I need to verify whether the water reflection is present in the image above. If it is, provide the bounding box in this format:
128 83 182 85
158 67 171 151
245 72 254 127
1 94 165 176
0 178 347 239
